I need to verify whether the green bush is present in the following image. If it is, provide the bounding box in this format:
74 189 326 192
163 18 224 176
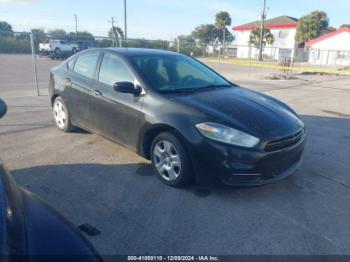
95 39 113 48
173 44 203 57
0 37 31 53
123 39 169 50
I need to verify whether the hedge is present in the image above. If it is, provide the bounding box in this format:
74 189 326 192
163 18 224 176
0 37 31 54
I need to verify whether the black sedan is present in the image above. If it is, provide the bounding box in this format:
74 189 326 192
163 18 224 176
49 48 306 187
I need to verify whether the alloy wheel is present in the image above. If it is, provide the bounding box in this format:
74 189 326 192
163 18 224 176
153 140 182 181
53 101 66 129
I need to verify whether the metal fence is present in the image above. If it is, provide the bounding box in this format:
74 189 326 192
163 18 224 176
1 30 350 96
203 44 350 79
208 44 350 69
0 30 202 55
0 30 203 96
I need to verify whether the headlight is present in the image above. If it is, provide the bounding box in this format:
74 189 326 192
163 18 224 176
196 122 260 148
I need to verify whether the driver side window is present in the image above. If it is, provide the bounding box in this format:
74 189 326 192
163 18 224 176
98 53 135 86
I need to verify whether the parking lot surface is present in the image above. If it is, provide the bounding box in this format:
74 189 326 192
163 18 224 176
0 54 350 255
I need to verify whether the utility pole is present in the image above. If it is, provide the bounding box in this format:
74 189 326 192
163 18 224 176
222 26 226 58
74 14 78 36
177 37 180 53
30 31 39 96
108 17 116 47
124 0 127 39
258 0 267 61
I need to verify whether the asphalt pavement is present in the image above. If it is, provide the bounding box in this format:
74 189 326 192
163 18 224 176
0 55 349 255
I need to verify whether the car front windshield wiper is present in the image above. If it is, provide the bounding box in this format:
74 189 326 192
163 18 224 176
197 84 232 91
160 84 232 94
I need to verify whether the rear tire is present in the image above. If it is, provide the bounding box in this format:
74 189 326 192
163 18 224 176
151 132 192 187
52 97 75 132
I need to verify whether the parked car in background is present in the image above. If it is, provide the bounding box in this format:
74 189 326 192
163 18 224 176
39 39 79 59
38 42 51 55
0 98 101 260
76 40 95 51
49 48 306 187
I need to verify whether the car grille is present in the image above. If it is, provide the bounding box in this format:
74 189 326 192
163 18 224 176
264 129 305 152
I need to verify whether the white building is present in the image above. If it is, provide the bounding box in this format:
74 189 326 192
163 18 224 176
306 27 350 66
232 16 298 60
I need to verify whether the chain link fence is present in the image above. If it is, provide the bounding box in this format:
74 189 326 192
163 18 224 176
201 44 350 78
0 30 204 96
1 30 350 96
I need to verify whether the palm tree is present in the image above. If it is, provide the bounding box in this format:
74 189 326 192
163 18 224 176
108 26 125 47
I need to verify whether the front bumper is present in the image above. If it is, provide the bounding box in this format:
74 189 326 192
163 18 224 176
189 131 306 186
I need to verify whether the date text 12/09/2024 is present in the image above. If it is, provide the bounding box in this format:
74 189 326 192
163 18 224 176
127 256 220 261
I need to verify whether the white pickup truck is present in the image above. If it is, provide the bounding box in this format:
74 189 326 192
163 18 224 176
39 39 79 56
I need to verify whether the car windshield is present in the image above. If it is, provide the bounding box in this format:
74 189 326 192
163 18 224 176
130 54 231 93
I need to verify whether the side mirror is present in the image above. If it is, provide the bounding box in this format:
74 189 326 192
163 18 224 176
113 82 142 96
0 98 7 119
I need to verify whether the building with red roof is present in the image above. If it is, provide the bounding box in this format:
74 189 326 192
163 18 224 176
232 16 299 60
305 27 350 66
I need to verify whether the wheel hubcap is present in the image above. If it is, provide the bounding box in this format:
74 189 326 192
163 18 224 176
153 140 181 181
53 101 66 129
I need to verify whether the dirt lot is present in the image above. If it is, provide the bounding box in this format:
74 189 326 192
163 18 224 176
0 54 350 255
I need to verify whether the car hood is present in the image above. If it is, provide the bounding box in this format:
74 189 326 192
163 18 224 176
170 86 304 140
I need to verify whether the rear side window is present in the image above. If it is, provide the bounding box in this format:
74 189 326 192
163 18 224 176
74 52 100 79
98 53 134 86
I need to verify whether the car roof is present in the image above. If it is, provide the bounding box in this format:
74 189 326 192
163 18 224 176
103 48 181 57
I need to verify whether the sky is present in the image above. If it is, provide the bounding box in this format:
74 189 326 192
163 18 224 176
0 0 349 40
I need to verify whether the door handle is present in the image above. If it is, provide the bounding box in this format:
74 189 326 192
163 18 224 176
93 90 102 96
65 77 71 84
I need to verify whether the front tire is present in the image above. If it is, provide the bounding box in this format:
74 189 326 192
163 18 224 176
54 48 61 56
52 97 75 132
151 132 192 187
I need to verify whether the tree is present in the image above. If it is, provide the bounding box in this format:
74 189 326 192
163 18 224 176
215 11 234 43
108 26 124 47
108 26 124 39
215 11 232 31
192 24 218 44
218 28 235 44
172 35 202 56
49 29 67 40
31 29 47 41
249 28 274 48
192 24 218 55
340 24 350 28
30 29 48 51
0 21 14 37
67 31 95 42
177 35 195 44
296 11 329 42
321 27 336 35
326 27 336 32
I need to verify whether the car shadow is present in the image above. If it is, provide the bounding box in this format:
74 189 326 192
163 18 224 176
10 114 350 200
7 114 350 254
